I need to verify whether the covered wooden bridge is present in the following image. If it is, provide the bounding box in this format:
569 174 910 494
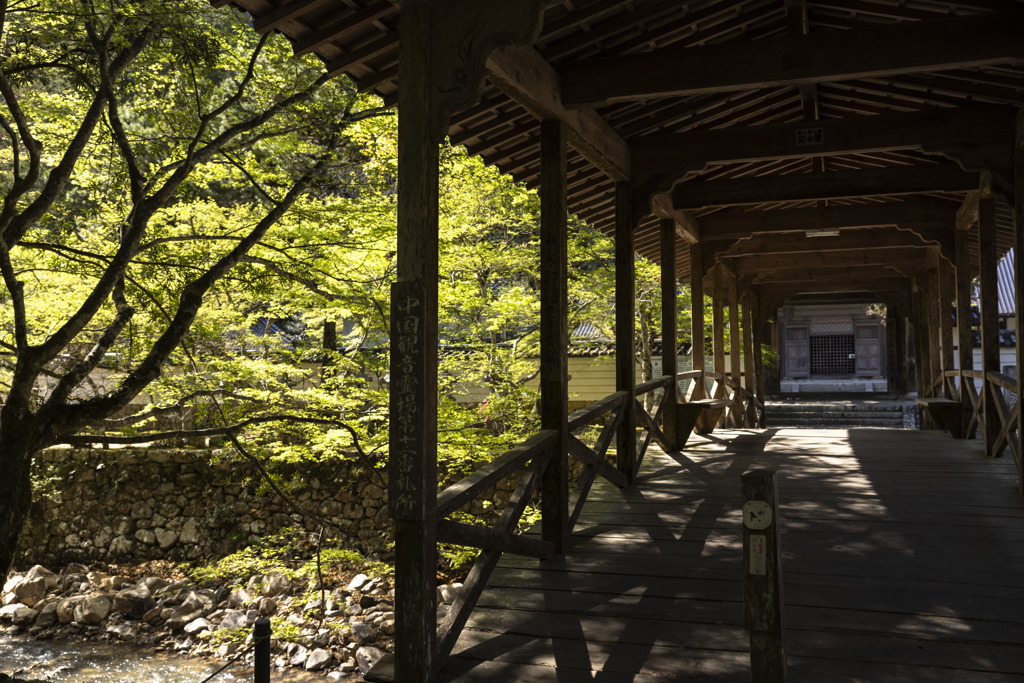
221 0 1024 680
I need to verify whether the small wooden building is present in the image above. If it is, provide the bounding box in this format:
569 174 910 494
218 1 1022 680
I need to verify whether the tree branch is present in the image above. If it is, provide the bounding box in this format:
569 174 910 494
25 70 336 370
0 69 43 235
48 148 336 432
41 296 134 410
0 236 27 353
1 25 157 245
98 53 146 203
102 390 264 427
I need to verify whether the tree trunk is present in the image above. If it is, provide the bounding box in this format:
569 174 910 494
0 411 42 578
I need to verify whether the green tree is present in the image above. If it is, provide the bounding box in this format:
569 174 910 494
0 0 388 576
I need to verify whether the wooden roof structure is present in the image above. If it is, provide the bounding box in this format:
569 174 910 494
220 0 1023 304
214 3 1023 682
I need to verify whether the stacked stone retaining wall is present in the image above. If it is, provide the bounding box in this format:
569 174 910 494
17 447 396 567
17 444 581 569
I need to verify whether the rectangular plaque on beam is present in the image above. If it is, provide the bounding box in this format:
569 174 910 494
389 280 427 521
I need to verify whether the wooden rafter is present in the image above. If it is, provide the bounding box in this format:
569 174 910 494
635 105 1016 176
560 10 1024 106
697 201 958 241
674 163 977 209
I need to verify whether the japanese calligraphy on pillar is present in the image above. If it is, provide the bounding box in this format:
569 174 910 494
389 282 425 520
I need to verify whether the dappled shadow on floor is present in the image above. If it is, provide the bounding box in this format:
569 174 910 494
439 428 1024 682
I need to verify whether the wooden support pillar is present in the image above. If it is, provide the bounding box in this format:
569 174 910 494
712 263 728 427
910 285 920 396
690 243 707 399
939 256 956 399
888 300 908 395
384 4 546 681
1015 107 1024 492
979 193 1000 454
660 218 679 448
926 251 942 399
751 293 767 428
911 281 931 401
955 220 974 436
539 119 569 552
742 291 757 428
615 181 637 481
728 273 742 427
390 6 441 679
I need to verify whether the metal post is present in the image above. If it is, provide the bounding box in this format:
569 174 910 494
742 470 786 683
254 618 271 683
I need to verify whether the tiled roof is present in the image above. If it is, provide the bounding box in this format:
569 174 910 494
997 250 1015 316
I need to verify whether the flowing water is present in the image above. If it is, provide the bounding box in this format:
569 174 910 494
0 637 329 682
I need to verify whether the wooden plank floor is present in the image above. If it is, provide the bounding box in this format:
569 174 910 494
439 428 1024 682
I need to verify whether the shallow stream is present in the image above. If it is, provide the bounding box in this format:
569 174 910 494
0 636 327 682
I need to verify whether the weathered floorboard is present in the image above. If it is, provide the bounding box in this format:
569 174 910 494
439 428 1024 682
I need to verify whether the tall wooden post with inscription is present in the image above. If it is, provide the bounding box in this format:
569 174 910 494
390 8 441 680
742 470 786 682
386 3 545 681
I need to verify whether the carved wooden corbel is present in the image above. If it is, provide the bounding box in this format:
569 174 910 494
401 0 545 141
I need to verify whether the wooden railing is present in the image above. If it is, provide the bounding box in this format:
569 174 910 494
433 429 556 661
424 368 764 671
677 369 764 432
925 369 1022 495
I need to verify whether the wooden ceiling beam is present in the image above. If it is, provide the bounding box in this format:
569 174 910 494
783 291 893 305
699 201 957 239
721 227 945 255
754 273 913 289
635 105 1016 176
560 10 1024 106
485 45 630 182
758 279 910 300
731 247 929 273
674 163 977 209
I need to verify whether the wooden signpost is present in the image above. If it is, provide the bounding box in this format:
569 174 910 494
742 469 786 682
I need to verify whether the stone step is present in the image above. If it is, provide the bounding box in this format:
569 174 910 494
766 417 906 428
766 406 904 413
764 400 911 429
766 402 910 412
767 416 905 423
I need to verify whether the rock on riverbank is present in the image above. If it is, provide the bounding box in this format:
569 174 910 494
1 563 464 680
